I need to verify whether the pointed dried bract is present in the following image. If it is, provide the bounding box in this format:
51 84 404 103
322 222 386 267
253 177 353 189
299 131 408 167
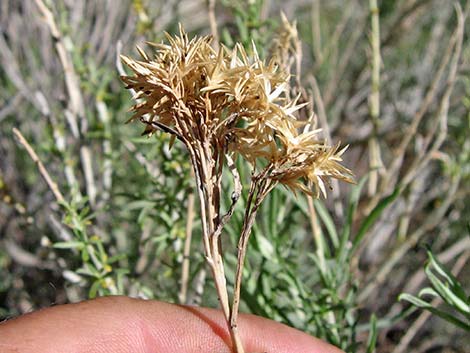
270 11 299 73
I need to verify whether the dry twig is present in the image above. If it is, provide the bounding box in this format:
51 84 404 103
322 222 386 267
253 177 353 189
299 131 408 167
12 128 64 204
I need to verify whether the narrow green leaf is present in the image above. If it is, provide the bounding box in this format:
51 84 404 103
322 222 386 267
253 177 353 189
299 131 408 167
81 247 90 262
399 293 470 330
236 16 249 42
314 200 339 248
418 287 439 298
256 234 275 260
356 306 416 332
76 264 100 278
108 253 127 264
89 279 101 299
53 241 84 249
399 293 429 307
337 175 368 262
427 250 468 302
123 200 157 211
426 265 470 315
352 185 401 252
115 269 130 294
366 314 377 353
267 190 280 237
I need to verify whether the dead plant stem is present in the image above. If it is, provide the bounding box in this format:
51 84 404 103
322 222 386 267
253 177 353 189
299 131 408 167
179 186 195 304
367 0 384 197
187 139 243 352
12 128 64 204
208 0 219 51
230 175 276 353
311 0 323 63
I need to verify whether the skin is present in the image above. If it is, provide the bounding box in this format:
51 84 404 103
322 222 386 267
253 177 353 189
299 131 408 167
0 296 344 353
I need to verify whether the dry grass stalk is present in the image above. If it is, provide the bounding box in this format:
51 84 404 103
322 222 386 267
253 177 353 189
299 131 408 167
121 25 354 352
367 0 385 197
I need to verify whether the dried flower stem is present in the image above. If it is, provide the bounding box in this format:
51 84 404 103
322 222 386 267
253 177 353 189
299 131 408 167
12 128 65 204
121 27 354 352
230 172 276 345
183 139 240 349
179 187 195 304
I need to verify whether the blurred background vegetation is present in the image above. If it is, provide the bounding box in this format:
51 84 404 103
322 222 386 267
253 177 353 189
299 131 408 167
0 0 469 352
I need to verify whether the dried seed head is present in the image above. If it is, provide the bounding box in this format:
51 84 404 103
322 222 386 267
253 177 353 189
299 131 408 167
121 25 354 197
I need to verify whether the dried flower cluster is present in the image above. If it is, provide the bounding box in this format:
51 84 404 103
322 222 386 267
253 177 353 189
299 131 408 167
121 25 354 353
121 26 353 198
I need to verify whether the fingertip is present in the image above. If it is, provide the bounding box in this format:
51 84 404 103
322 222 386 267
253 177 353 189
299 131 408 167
130 298 344 353
0 296 344 353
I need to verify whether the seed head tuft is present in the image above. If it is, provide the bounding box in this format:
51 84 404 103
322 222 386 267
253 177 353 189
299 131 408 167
121 25 354 197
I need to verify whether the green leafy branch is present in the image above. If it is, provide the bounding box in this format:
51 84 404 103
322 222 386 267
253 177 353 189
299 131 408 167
399 248 470 331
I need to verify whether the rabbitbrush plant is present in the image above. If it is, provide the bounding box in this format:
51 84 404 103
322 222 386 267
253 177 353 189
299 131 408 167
121 25 354 353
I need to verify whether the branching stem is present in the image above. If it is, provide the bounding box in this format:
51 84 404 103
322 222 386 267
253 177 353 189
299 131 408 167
230 172 276 351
